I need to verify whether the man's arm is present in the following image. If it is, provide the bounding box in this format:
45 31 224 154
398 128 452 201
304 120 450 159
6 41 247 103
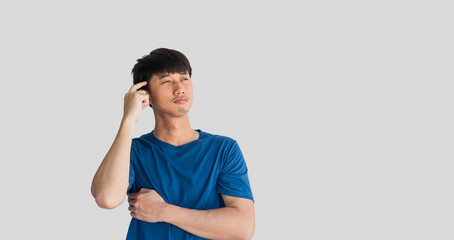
91 81 150 209
90 119 133 209
165 195 255 240
128 189 255 240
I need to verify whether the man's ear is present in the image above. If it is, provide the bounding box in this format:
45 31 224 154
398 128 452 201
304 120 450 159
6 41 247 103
148 94 153 109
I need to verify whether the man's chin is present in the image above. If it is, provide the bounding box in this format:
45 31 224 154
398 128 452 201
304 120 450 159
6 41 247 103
153 105 191 118
176 107 189 115
165 107 190 118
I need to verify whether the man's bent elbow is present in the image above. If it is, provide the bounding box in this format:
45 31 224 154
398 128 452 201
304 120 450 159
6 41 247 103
243 215 255 240
94 194 125 209
241 226 254 240
235 219 254 240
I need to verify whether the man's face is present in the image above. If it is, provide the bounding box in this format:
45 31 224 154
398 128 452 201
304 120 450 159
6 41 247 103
148 71 193 117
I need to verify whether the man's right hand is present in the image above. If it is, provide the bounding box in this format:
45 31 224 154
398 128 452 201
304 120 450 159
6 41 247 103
123 81 151 123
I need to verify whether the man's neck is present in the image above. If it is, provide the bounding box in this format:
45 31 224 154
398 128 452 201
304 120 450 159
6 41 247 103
152 114 199 147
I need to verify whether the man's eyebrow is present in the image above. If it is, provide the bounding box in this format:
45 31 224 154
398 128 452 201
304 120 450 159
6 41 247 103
159 74 170 79
158 72 188 79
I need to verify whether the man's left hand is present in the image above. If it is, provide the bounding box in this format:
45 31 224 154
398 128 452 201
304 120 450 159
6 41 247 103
128 188 168 223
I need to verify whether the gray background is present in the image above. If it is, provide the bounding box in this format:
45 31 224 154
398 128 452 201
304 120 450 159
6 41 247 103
1 1 453 239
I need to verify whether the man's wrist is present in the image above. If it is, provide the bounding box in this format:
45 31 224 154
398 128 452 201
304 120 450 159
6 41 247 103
121 116 136 126
160 203 175 223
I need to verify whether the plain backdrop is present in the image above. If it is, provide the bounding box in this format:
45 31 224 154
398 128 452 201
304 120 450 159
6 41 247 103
1 1 453 239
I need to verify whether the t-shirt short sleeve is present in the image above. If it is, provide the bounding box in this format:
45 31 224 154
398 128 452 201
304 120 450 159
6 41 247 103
127 139 137 194
217 141 254 202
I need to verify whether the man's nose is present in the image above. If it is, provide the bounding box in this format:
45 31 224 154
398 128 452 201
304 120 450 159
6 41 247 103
173 82 185 95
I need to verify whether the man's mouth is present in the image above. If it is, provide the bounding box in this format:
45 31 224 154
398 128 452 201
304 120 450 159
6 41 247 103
173 97 188 104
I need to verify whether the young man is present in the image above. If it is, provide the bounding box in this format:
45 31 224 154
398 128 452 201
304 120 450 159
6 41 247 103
91 48 255 240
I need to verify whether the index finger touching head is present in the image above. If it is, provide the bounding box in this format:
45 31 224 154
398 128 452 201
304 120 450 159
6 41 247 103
130 81 148 92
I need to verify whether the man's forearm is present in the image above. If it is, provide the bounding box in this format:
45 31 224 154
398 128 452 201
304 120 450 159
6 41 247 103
162 204 254 240
91 118 134 209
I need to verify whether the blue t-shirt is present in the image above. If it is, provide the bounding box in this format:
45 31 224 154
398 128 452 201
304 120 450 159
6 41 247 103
126 129 254 240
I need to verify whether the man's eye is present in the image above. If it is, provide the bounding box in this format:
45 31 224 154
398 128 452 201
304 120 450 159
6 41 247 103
162 80 170 84
182 78 189 81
